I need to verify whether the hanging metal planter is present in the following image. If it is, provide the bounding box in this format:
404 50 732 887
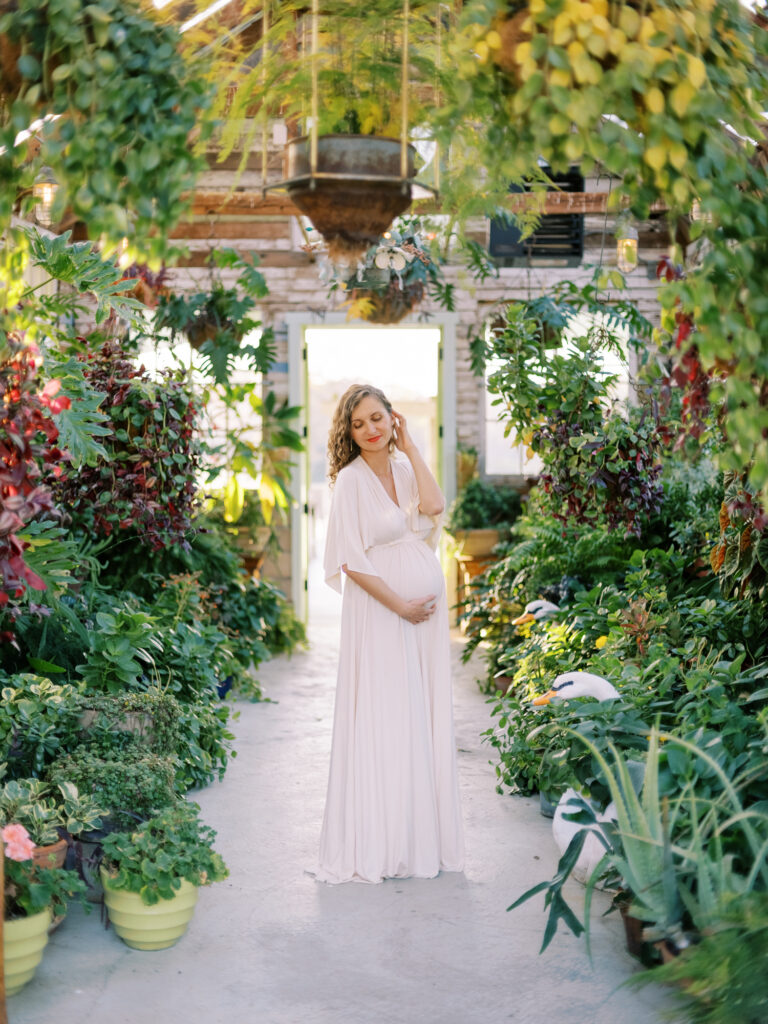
281 134 417 261
265 0 433 263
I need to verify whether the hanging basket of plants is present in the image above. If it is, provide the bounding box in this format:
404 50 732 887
314 225 448 324
278 135 418 263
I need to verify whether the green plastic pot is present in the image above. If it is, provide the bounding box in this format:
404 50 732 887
100 868 198 950
3 908 52 996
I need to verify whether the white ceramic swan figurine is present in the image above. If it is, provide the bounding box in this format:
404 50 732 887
533 671 620 706
533 671 620 884
511 599 560 626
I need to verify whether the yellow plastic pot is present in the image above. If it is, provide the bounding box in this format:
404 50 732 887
3 908 52 996
100 868 198 950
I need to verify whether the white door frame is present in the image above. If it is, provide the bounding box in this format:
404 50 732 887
285 311 458 617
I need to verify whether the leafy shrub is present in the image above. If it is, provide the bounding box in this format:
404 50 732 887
47 746 177 830
0 778 106 846
0 335 67 627
78 606 163 693
52 339 202 552
446 478 522 533
0 675 83 778
174 699 235 792
629 891 768 1024
0 0 212 258
100 803 228 905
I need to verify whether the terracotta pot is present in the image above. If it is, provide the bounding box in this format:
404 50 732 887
452 528 501 559
284 135 416 259
32 836 68 870
491 675 515 697
620 903 646 958
655 938 680 965
79 707 154 745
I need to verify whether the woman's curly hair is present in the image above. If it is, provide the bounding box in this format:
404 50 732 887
328 384 395 484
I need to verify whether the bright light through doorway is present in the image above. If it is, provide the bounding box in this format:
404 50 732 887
305 326 439 394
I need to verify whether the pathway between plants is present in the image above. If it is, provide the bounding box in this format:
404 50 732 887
10 606 681 1024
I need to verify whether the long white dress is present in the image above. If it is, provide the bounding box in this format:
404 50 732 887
316 452 465 884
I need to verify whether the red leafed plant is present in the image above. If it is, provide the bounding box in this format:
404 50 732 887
0 333 69 627
51 339 201 551
657 256 711 443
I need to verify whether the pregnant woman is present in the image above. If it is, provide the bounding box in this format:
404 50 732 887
317 383 465 884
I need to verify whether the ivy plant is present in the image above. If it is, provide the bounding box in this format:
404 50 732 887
0 0 212 260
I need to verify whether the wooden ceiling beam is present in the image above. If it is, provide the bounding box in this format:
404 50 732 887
171 250 312 269
169 220 291 240
187 193 298 217
187 190 667 218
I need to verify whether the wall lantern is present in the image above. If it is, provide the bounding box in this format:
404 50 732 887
690 198 713 224
32 168 58 226
616 217 638 274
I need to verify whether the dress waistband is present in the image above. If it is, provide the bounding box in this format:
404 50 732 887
367 535 423 551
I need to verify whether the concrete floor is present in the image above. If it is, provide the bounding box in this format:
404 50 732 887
9 592 682 1024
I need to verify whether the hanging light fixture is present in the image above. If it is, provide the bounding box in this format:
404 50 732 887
690 197 713 224
616 216 638 273
32 168 58 226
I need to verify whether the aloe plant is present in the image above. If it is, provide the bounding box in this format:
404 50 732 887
580 730 686 947
510 726 768 958
510 729 686 953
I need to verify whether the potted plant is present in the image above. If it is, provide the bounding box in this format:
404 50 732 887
320 224 452 324
0 674 85 781
206 385 304 561
218 0 444 259
76 692 182 756
153 249 273 385
99 803 228 950
46 746 178 834
2 823 86 996
509 731 690 956
0 778 106 868
446 478 522 558
47 744 179 899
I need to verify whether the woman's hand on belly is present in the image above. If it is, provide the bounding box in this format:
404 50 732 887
399 595 437 624
344 566 437 623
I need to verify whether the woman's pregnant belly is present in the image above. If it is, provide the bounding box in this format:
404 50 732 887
368 538 445 602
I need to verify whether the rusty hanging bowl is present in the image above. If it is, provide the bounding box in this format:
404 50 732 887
281 135 417 260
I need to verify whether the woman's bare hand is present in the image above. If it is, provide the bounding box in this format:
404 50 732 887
391 409 415 454
399 595 437 624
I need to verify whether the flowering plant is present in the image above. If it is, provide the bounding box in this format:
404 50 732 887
2 823 86 920
308 224 453 324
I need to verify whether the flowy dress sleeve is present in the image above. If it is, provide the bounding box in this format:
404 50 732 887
398 456 443 552
323 465 382 593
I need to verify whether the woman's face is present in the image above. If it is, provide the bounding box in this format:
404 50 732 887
349 395 393 454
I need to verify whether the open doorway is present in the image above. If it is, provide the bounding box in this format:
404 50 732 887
302 323 441 626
